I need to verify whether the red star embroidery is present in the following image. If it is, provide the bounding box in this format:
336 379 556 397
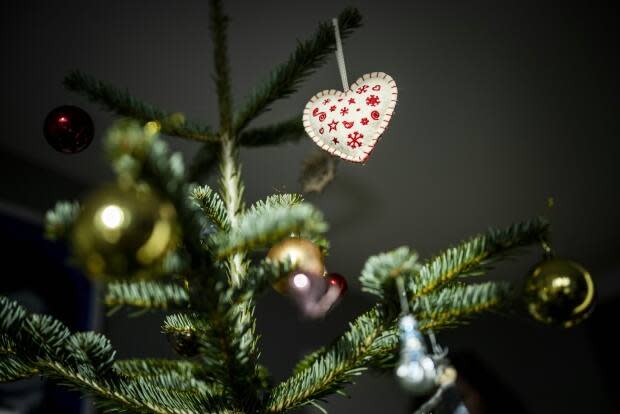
329 105 337 112
348 98 356 104
360 117 369 125
332 137 339 144
328 120 339 132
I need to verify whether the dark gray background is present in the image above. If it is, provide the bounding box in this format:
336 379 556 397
1 1 619 413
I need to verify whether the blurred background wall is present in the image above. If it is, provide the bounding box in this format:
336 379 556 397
1 1 618 413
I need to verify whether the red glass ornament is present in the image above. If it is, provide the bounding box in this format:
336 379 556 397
43 105 94 153
327 272 348 297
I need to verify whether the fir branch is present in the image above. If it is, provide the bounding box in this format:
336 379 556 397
104 281 190 311
163 308 263 411
265 307 390 413
64 70 216 142
246 193 304 216
162 313 206 336
0 334 15 355
217 137 248 285
116 359 225 397
0 334 38 383
233 7 363 134
44 200 80 240
0 296 230 413
206 1 265 402
191 185 230 230
44 361 226 414
211 203 327 258
238 117 305 147
115 359 202 380
241 259 295 296
104 120 208 259
142 141 204 253
0 296 27 334
359 247 421 300
292 346 326 376
414 217 549 296
65 332 117 376
0 355 38 382
22 314 72 359
269 220 546 410
413 282 511 323
209 0 233 133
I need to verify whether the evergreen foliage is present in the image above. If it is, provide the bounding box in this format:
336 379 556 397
1 3 553 413
104 280 190 310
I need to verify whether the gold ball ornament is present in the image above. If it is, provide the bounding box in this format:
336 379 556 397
524 258 596 328
71 184 177 280
267 238 325 294
167 330 199 357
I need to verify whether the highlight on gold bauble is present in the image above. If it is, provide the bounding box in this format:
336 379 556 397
524 258 595 328
71 183 178 280
266 237 325 294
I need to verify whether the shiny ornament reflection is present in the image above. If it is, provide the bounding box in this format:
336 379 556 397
292 273 310 290
100 205 125 229
524 258 595 328
396 315 438 395
71 184 178 280
267 238 325 294
326 272 347 299
43 105 94 153
286 271 344 319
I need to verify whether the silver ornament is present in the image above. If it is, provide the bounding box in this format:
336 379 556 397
395 315 438 395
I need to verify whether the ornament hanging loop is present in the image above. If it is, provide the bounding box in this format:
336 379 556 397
332 18 349 92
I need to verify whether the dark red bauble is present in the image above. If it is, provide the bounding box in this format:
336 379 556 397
43 105 94 153
327 272 348 297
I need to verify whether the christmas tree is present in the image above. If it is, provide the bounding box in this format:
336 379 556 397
0 3 594 413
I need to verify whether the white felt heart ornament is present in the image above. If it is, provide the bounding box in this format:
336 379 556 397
303 72 397 163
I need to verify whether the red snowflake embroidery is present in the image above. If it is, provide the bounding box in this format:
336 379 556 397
332 137 339 145
340 107 349 115
329 105 337 112
323 98 331 105
347 131 363 148
360 117 369 125
343 121 354 129
348 98 356 104
356 85 369 94
366 95 380 107
328 120 338 132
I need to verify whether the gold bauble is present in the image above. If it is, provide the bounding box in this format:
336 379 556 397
167 330 199 357
524 258 595 328
71 184 177 280
267 238 325 294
